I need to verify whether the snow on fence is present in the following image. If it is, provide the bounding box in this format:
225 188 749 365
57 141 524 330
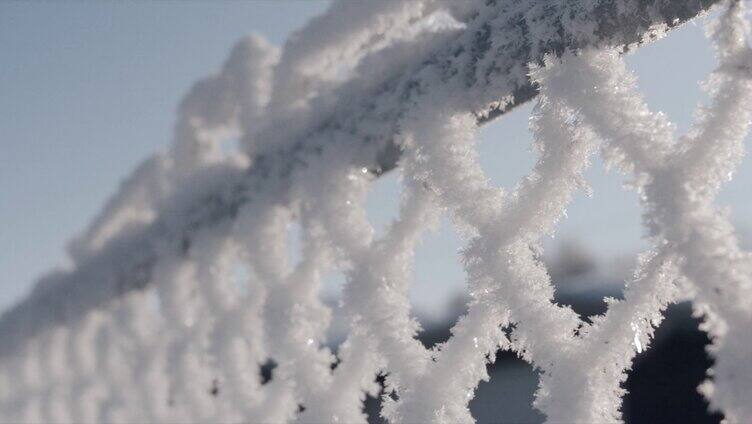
2 0 751 422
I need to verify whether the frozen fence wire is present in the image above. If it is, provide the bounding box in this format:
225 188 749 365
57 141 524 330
1 0 751 422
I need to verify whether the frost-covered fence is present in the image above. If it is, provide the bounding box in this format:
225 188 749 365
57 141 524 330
1 0 751 422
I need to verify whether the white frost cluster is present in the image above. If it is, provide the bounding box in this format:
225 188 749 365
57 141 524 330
1 0 751 423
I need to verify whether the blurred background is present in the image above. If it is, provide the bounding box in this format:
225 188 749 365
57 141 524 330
2 2 750 423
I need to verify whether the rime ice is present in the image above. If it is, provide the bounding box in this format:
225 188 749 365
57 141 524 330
0 1 750 423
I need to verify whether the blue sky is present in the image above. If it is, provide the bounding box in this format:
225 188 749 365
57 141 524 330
2 2 750 315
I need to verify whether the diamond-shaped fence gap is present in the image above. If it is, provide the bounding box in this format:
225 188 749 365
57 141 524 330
542 156 648 321
623 13 716 134
411 215 468 343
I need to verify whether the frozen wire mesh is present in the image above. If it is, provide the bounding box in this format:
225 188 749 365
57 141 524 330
1 1 751 423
